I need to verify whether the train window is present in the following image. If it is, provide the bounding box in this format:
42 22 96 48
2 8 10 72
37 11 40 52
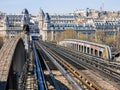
91 48 93 54
95 49 98 56
82 46 83 52
84 46 86 53
99 51 103 57
79 45 80 51
87 47 89 54
75 44 76 50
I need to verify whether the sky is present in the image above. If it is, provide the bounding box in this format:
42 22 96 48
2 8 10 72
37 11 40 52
0 0 120 15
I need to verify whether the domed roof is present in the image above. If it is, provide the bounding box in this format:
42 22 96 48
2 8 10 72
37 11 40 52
22 8 29 14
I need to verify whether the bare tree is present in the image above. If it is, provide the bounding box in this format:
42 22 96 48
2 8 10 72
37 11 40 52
78 32 88 40
60 28 77 40
95 30 106 44
105 35 115 47
115 32 120 51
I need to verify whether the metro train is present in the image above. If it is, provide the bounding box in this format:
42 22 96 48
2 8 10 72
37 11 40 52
58 39 112 60
30 33 39 41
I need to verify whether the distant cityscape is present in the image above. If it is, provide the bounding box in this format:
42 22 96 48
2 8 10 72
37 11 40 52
0 8 120 45
0 5 120 90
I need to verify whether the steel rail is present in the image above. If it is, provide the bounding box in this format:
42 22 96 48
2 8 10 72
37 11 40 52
37 41 101 90
43 41 120 74
33 42 47 90
37 47 60 90
36 41 83 90
45 41 120 70
57 47 120 81
44 42 120 82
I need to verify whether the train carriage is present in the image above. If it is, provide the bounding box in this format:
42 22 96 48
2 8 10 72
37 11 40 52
58 39 112 60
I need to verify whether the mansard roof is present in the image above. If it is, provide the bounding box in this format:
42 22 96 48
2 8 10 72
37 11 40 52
49 23 94 28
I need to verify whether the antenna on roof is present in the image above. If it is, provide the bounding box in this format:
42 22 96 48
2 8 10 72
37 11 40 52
100 2 104 12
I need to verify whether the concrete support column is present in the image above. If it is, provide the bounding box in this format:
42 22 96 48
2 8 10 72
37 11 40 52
54 31 56 41
98 50 99 57
45 31 47 40
93 49 95 55
51 30 54 41
89 48 91 54
42 30 47 41
86 47 88 53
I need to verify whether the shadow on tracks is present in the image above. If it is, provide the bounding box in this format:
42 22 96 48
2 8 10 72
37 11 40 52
45 74 71 90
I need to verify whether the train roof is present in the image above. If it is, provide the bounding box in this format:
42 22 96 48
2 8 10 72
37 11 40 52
62 39 110 48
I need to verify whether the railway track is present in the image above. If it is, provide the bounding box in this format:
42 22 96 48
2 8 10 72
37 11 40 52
32 41 80 90
36 41 102 90
36 45 74 90
33 42 48 90
48 42 120 70
37 40 120 90
36 46 61 90
36 41 84 90
43 41 120 82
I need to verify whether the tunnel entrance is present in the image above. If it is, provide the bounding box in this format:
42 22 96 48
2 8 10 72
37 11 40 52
6 39 26 90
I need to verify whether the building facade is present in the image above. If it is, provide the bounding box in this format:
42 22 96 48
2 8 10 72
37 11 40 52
37 9 95 41
37 8 120 41
94 18 120 34
0 9 30 38
1 8 120 41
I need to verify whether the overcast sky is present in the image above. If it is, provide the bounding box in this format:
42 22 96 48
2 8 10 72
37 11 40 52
0 0 120 15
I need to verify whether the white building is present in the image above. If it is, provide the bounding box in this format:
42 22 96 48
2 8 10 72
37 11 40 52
37 8 95 41
0 9 30 38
